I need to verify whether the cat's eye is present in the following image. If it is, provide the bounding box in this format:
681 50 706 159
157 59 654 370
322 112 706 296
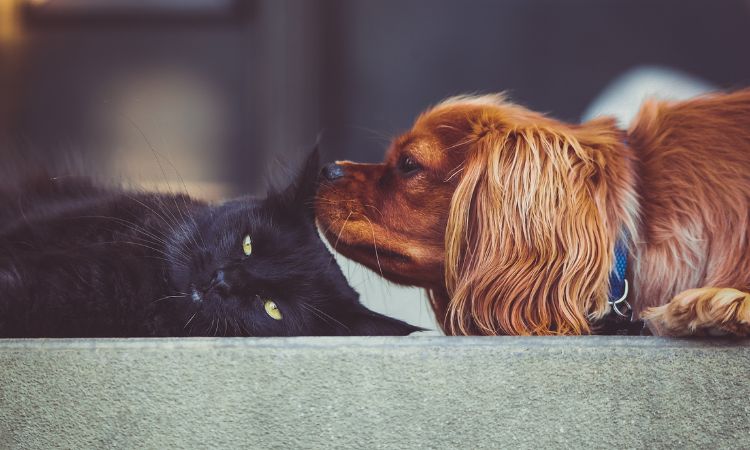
242 235 253 256
264 300 282 320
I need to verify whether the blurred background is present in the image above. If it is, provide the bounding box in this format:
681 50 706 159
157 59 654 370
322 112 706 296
1 0 749 331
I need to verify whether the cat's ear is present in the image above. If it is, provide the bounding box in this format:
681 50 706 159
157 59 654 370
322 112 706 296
345 305 424 336
269 146 320 219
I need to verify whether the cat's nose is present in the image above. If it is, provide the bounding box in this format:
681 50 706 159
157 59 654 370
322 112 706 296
321 163 345 181
208 269 230 292
214 270 225 284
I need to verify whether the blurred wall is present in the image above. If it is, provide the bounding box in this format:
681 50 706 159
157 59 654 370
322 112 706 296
4 0 749 184
1 0 749 330
318 0 750 163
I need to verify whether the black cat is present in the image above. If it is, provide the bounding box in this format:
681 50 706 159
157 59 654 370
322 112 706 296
0 150 420 337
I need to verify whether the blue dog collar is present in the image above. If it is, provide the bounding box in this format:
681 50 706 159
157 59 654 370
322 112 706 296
608 237 630 317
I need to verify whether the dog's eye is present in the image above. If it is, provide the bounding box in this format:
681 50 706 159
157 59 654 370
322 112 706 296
398 155 422 175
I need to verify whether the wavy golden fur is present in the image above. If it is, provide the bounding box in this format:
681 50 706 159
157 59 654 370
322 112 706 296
316 89 750 336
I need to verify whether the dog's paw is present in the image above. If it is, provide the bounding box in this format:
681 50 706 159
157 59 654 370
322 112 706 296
643 287 750 337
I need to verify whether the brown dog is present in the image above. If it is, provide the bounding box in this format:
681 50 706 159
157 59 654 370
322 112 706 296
316 90 750 336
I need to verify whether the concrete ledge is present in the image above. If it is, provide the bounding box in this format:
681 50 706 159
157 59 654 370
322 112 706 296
1 336 748 449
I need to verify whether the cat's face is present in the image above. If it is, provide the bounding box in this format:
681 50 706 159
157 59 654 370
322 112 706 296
166 150 420 336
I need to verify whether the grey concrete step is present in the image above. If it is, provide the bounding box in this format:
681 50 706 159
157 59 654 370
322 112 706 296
1 336 748 449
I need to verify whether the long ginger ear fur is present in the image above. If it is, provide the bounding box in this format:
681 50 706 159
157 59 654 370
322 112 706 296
444 115 638 335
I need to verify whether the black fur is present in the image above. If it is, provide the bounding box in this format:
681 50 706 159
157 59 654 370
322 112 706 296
0 150 420 337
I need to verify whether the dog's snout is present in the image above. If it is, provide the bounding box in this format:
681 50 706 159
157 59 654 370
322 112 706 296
321 163 345 181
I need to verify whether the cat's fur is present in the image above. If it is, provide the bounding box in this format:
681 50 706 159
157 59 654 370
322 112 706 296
0 150 419 337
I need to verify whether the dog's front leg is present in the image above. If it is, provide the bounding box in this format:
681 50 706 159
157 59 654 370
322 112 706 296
642 287 750 336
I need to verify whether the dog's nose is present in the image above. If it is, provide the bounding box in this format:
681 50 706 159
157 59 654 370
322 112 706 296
321 163 345 181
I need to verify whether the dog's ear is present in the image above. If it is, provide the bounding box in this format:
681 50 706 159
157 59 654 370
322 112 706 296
444 120 632 335
269 147 320 220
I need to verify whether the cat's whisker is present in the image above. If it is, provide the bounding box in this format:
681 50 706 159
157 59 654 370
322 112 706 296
183 312 197 332
151 294 186 304
117 233 191 263
73 240 186 268
75 215 192 263
82 239 188 265
301 303 350 332
126 233 191 262
169 177 207 251
159 167 205 252
82 237 169 258
239 314 253 336
153 195 201 252
123 209 176 244
210 316 218 337
123 115 193 238
143 256 187 268
74 215 171 247
299 303 328 326
123 194 182 238
152 192 199 247
119 240 184 260
185 314 197 336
